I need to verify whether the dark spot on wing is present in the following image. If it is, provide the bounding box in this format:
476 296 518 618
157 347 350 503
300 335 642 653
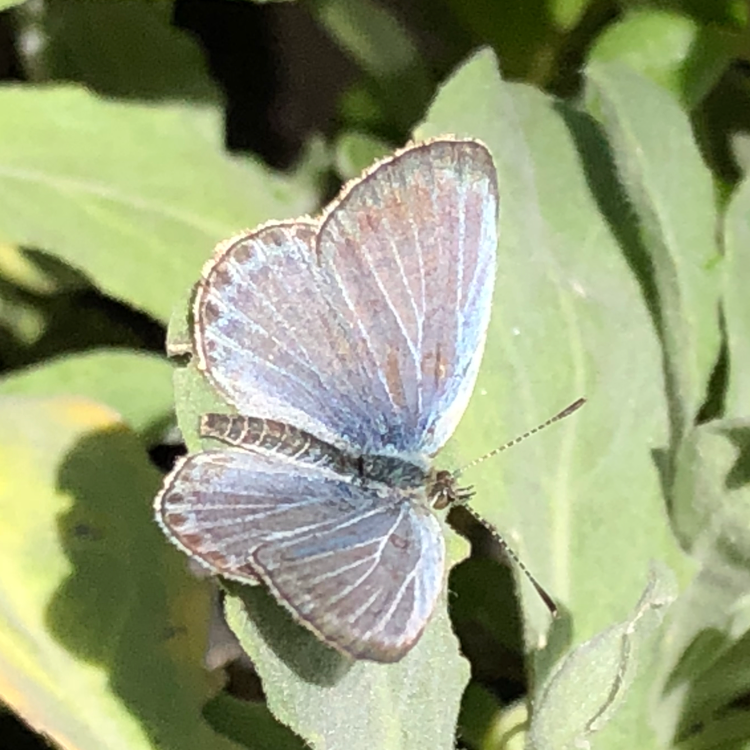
390 533 408 550
421 344 447 388
385 348 407 409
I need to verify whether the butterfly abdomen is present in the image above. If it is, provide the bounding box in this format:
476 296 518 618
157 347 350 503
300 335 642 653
201 413 357 475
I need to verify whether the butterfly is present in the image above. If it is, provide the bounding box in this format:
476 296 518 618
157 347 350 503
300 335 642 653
155 137 498 662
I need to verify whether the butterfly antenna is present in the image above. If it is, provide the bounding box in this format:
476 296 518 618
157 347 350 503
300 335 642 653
453 397 586 616
455 397 586 477
463 503 559 616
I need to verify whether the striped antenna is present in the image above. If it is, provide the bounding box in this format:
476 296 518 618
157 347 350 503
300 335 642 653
462 503 560 615
455 398 586 477
455 397 586 616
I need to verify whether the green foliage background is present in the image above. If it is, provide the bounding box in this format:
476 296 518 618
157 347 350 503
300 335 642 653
0 1 748 749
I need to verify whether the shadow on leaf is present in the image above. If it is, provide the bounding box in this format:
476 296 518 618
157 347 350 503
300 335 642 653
227 582 353 687
46 426 231 749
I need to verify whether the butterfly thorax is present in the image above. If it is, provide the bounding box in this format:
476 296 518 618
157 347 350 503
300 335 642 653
201 413 467 510
356 453 427 489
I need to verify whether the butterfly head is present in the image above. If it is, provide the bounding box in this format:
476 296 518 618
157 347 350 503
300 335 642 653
429 469 474 511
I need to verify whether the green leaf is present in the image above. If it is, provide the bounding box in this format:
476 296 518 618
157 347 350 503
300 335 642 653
528 566 676 750
585 61 721 445
0 349 173 438
314 0 421 81
672 419 750 561
0 243 82 295
675 627 750 741
0 395 242 750
15 0 218 100
656 418 750 743
675 709 750 750
333 132 391 181
418 48 689 673
455 681 504 750
723 176 750 417
224 590 468 750
588 8 734 109
203 694 306 750
441 0 558 84
313 0 433 130
655 560 750 745
0 245 91 361
0 86 319 323
485 701 528 750
549 0 591 30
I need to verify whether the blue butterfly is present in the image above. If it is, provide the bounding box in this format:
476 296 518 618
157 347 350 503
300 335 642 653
155 138 498 662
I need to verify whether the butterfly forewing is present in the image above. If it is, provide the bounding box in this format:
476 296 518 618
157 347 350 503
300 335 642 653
318 140 498 455
194 222 366 450
195 139 498 455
